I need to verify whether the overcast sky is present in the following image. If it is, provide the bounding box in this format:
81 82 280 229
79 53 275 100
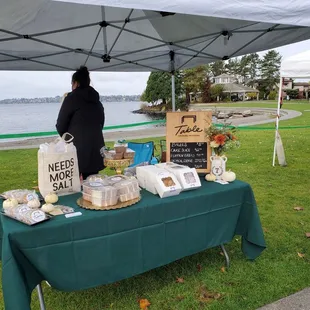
1 39 310 100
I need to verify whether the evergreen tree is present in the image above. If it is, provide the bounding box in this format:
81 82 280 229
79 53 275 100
211 61 226 76
259 50 282 96
144 71 182 104
182 65 211 103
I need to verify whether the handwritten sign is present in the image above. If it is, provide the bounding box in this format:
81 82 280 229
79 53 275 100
170 142 208 169
166 111 212 173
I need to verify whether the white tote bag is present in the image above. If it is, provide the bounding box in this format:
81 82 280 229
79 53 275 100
38 133 81 197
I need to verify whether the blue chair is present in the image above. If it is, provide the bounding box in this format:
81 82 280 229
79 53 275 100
127 141 157 167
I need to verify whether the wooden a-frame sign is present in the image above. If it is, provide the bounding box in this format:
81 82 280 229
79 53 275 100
166 111 212 174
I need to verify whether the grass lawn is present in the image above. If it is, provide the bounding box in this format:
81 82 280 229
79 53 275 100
1 101 310 309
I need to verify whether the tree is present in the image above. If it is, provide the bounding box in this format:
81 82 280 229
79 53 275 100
202 77 212 103
259 50 282 96
211 61 226 77
140 90 147 102
225 59 240 76
210 84 224 101
246 53 260 87
182 65 211 103
144 71 182 104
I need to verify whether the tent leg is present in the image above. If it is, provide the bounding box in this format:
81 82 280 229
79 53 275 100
171 73 176 112
273 77 283 166
36 284 46 310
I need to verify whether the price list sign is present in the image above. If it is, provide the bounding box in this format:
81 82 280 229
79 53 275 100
166 111 212 174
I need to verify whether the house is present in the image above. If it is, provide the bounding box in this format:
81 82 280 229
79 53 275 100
281 78 310 99
213 74 259 101
213 74 242 84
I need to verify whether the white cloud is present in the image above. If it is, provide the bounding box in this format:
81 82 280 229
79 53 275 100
1 40 310 100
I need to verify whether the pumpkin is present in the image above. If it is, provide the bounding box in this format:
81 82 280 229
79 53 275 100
27 199 41 208
45 192 58 204
3 198 18 209
205 173 216 182
41 203 55 213
221 170 236 182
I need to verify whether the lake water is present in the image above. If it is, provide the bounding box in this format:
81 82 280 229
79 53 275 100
0 101 160 137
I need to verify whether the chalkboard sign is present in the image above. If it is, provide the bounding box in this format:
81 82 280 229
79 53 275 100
169 142 208 169
166 111 212 173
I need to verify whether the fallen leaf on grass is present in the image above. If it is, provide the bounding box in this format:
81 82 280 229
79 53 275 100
305 233 310 238
219 252 224 256
297 252 305 258
196 264 202 272
175 295 185 301
220 267 226 273
198 286 222 304
294 206 304 211
176 277 185 283
139 299 151 310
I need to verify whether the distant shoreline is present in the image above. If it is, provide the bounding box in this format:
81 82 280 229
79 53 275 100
0 96 141 104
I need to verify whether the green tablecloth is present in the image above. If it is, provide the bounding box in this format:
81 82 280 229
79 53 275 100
0 180 266 310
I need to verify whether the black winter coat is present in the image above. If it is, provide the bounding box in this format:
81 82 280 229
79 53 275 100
56 86 105 174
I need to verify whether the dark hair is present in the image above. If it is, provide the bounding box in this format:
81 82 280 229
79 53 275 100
72 66 90 88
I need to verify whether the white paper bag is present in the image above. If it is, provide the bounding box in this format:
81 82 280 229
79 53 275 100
38 133 81 197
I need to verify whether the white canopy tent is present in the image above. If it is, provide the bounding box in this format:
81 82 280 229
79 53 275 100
2 0 310 110
273 50 310 166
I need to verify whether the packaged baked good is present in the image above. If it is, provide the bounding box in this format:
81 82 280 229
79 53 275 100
91 186 118 199
4 204 31 219
91 195 118 207
106 150 124 160
114 140 127 154
22 209 47 225
124 148 135 159
119 190 140 202
113 179 140 195
82 181 108 195
1 189 36 204
114 152 124 160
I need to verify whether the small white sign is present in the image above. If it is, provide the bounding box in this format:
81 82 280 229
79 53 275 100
215 180 229 185
65 212 82 218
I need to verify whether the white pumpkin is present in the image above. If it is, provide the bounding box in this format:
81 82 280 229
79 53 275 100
45 192 58 204
41 203 55 213
3 198 18 209
221 171 236 182
205 173 216 182
27 199 41 208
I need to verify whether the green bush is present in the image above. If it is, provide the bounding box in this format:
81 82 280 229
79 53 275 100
286 89 299 99
268 91 277 100
247 92 258 100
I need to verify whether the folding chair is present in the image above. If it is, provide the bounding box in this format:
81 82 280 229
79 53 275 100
127 141 157 167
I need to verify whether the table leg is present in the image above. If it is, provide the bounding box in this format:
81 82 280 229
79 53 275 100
36 284 46 310
220 244 230 268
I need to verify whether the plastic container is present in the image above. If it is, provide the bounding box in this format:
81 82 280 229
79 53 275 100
91 186 118 199
86 174 108 183
82 181 107 194
106 175 128 185
83 192 92 202
114 179 140 195
91 196 118 207
119 190 140 202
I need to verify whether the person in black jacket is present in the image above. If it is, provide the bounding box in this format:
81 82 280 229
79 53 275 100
56 66 105 180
